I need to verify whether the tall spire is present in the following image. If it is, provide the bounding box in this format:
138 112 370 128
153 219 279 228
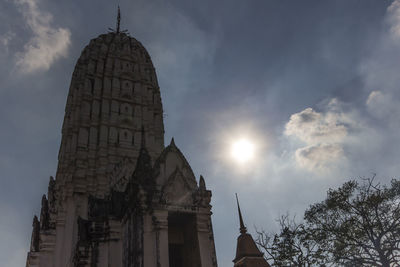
233 194 270 266
236 193 247 234
116 5 121 33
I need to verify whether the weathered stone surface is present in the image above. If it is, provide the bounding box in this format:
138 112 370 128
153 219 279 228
30 215 40 252
40 195 50 230
56 31 165 201
26 25 217 267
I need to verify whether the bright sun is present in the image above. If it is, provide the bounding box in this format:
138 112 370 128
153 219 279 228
231 138 255 163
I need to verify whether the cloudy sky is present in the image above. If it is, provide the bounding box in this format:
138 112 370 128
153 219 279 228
1 0 400 266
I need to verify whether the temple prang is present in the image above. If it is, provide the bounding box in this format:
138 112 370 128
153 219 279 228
25 12 217 267
25 9 270 267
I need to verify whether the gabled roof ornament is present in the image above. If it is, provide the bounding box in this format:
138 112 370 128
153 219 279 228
170 137 176 147
199 175 206 191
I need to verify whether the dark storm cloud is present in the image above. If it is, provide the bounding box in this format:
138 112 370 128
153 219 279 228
1 0 400 266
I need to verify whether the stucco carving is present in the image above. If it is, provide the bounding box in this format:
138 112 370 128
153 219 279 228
161 167 194 206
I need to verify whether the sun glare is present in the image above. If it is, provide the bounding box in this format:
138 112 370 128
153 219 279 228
231 139 255 163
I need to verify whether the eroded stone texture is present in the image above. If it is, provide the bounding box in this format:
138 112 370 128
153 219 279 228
26 30 218 267
57 32 164 200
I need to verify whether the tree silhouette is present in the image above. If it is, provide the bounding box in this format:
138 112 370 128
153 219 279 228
257 214 328 266
257 177 400 267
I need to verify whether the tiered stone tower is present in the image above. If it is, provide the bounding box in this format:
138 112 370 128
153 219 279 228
26 11 217 267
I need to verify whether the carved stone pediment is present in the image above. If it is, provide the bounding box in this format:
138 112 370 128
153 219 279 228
161 168 195 206
154 139 198 189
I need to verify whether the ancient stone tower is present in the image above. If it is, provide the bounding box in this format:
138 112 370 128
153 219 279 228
26 12 218 267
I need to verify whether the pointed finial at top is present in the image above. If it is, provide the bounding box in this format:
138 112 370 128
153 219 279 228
236 193 247 234
116 6 121 33
33 215 39 226
108 6 128 34
199 175 206 190
170 137 176 147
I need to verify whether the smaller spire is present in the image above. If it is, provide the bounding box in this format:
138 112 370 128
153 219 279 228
236 193 247 234
233 194 271 266
31 215 40 252
199 175 206 190
116 6 121 33
40 194 49 230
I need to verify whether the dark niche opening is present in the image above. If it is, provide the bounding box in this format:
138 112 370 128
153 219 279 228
168 212 201 267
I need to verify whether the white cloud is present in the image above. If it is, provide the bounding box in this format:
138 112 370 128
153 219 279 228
366 90 400 130
361 0 400 94
284 99 357 172
14 0 71 73
388 0 400 40
295 144 344 171
285 106 348 144
360 1 400 128
0 31 15 53
286 0 400 174
366 90 391 118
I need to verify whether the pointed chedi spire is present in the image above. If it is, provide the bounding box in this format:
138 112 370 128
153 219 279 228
233 194 270 266
236 193 247 234
129 126 155 210
131 126 152 185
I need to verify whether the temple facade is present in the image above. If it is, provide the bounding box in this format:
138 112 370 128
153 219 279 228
26 13 217 267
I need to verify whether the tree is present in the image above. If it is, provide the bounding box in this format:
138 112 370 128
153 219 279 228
304 177 400 266
257 177 400 267
256 215 329 267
